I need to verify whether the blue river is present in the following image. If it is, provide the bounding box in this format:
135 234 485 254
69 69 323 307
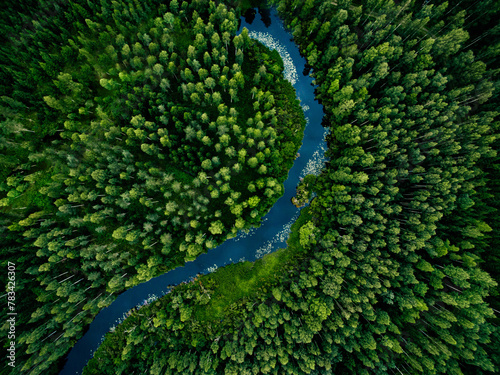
59 8 326 374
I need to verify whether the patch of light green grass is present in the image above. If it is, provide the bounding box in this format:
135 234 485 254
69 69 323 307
193 206 312 322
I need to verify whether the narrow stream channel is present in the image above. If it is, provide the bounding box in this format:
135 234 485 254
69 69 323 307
59 8 327 374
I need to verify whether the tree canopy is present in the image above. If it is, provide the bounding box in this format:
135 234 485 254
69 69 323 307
83 1 500 374
0 1 305 373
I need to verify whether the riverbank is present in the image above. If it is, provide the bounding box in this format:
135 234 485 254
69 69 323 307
59 4 327 374
83 204 313 373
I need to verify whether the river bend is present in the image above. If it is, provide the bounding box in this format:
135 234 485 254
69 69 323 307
59 8 326 374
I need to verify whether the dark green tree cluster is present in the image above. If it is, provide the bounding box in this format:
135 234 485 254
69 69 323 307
0 1 304 374
292 174 316 208
83 1 500 374
440 0 500 368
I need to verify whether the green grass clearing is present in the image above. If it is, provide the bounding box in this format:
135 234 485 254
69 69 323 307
192 205 312 322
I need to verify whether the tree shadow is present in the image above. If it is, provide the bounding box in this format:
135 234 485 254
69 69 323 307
244 9 256 24
258 8 272 28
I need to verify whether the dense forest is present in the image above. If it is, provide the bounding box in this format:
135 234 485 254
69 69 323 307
1 0 499 374
83 0 500 374
0 0 305 374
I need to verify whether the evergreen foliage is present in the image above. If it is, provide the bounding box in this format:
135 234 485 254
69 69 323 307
0 1 304 374
83 1 500 374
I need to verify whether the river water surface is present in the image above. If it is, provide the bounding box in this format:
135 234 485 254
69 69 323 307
59 8 326 374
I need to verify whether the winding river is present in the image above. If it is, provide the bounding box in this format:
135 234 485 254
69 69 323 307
59 9 326 375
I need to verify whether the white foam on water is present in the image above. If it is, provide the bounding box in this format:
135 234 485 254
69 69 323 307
300 127 330 179
255 210 300 259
